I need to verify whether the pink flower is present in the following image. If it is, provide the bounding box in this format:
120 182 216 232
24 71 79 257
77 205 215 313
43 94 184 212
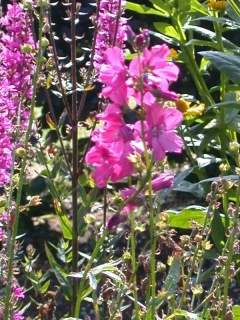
0 228 5 241
0 211 10 223
12 286 25 300
86 141 134 188
95 104 134 143
152 173 174 191
135 104 183 161
12 311 24 320
121 186 139 213
128 44 179 101
99 47 128 105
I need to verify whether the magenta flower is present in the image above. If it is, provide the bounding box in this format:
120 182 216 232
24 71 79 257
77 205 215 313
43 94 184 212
128 44 179 101
99 47 128 105
12 311 24 320
12 286 25 300
86 141 133 188
121 186 139 213
94 0 126 71
95 104 134 143
135 103 183 161
0 228 5 241
152 173 174 191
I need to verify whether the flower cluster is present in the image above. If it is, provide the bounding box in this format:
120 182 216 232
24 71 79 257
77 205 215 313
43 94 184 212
0 3 35 186
86 39 183 189
94 0 126 71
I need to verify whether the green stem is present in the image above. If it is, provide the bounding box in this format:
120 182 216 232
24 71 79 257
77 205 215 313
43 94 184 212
221 182 240 318
74 229 108 317
228 0 240 16
130 210 140 320
173 17 214 106
179 197 215 309
3 3 44 318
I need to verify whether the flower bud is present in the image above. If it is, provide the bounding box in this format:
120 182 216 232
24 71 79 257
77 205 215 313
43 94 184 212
40 37 49 48
229 141 239 153
21 44 33 54
133 29 150 51
219 162 230 173
16 147 26 158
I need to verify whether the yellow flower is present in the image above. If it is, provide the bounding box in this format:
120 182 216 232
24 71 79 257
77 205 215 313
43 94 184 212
208 0 227 10
184 103 205 120
176 99 190 113
168 48 179 61
176 99 205 120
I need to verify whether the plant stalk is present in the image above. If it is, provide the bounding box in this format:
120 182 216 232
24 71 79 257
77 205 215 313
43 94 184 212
3 3 44 318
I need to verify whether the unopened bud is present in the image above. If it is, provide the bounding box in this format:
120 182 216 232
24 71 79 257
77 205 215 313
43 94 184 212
219 163 230 173
133 29 150 51
16 147 26 158
229 141 239 153
40 37 49 48
21 44 33 54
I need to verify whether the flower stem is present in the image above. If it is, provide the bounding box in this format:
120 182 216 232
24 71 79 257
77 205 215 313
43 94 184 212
3 3 44 318
221 182 240 318
173 17 214 106
74 229 108 317
129 210 140 320
70 0 79 313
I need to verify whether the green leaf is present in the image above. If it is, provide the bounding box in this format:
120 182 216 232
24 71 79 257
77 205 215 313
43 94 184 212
165 309 201 319
55 206 72 240
167 207 207 229
154 22 180 41
39 280 50 294
149 0 171 14
233 305 240 319
199 51 240 83
150 30 180 46
187 26 237 49
44 243 70 294
88 271 98 290
164 257 181 295
190 0 208 14
126 2 168 17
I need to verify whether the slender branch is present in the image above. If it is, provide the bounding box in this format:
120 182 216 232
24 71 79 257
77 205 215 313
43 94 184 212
48 7 72 123
45 89 73 176
77 0 101 119
70 0 79 314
